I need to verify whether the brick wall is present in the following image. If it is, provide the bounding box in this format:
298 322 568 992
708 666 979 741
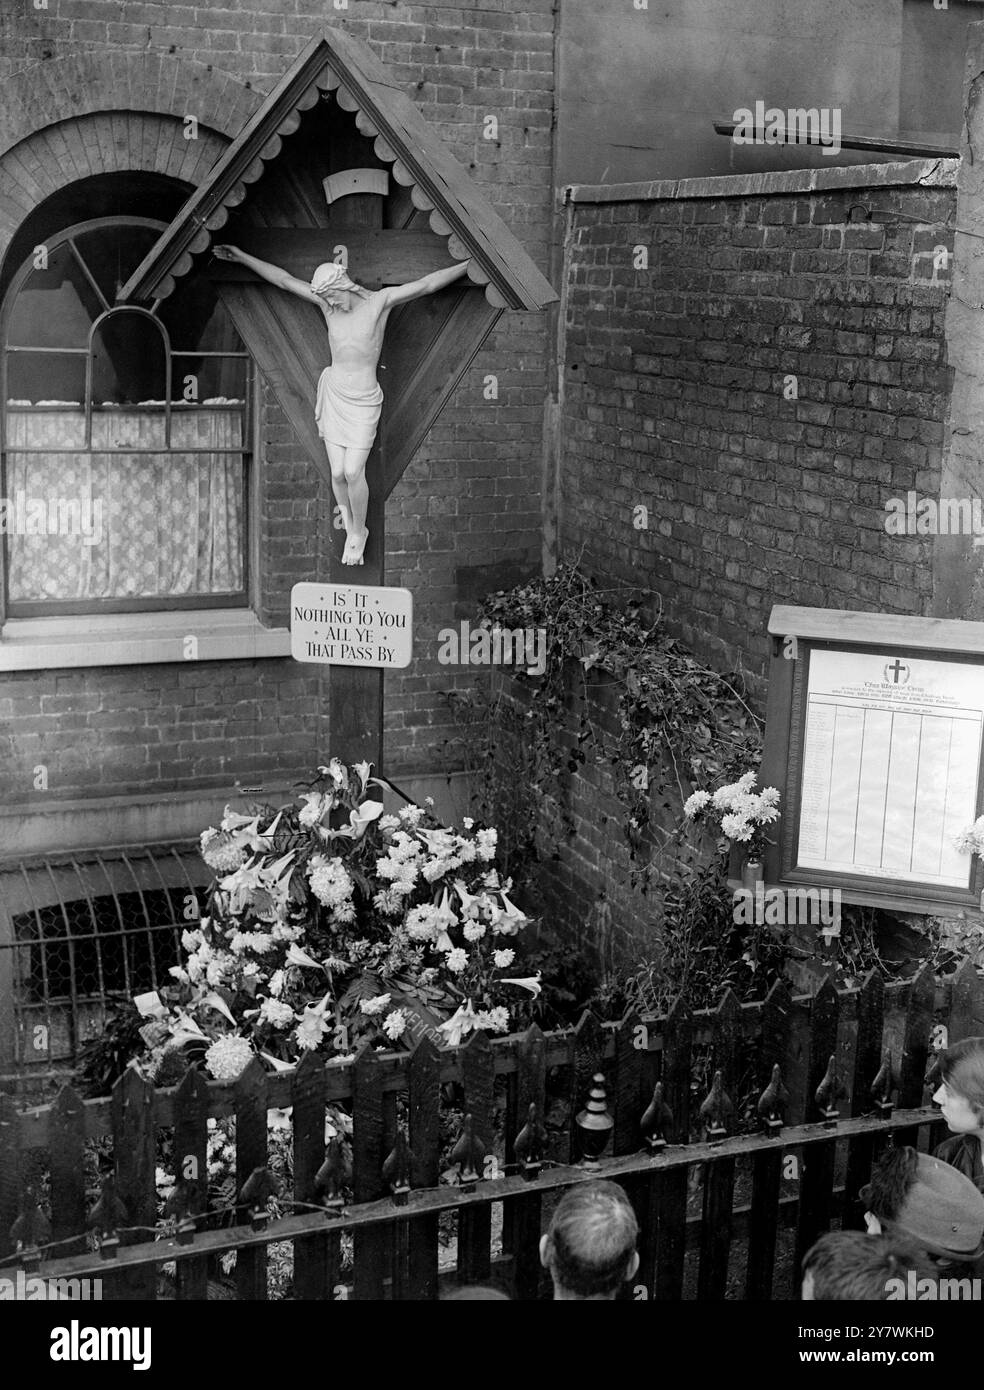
558 169 955 688
512 164 957 958
0 0 555 808
493 669 696 968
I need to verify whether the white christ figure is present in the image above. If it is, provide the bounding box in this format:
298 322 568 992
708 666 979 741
213 246 470 565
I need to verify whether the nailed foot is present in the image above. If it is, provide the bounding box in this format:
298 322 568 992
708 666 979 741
343 527 369 565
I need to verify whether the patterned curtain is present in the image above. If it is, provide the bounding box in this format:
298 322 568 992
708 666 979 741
5 408 244 602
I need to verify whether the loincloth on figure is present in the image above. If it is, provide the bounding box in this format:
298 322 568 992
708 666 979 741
315 367 384 450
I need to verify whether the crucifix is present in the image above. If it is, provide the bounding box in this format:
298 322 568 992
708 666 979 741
212 243 469 567
208 158 497 776
116 26 557 778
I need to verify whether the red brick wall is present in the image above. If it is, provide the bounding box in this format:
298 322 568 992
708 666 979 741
559 179 954 688
0 1 555 807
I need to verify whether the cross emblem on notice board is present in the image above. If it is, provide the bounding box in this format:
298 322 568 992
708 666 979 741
884 659 910 685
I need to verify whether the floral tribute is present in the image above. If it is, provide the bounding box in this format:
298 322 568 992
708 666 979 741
955 817 984 861
137 760 538 1083
683 771 781 860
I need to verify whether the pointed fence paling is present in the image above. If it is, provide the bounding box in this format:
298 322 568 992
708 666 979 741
1 962 981 1301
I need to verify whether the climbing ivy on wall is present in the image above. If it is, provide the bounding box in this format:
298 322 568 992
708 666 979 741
449 561 765 892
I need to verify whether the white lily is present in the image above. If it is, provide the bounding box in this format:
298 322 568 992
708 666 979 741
199 991 238 1025
320 758 348 787
500 973 542 998
453 879 478 912
499 889 527 922
353 760 373 792
436 999 480 1047
264 849 296 880
285 942 324 971
318 799 385 843
260 1051 295 1074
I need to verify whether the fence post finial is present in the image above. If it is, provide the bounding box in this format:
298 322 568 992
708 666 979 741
699 1070 734 1142
87 1175 128 1259
450 1113 485 1190
815 1054 846 1127
870 1052 896 1118
11 1188 51 1270
576 1073 613 1168
756 1064 790 1136
514 1102 548 1179
639 1082 673 1154
382 1127 413 1206
315 1135 350 1213
239 1166 279 1231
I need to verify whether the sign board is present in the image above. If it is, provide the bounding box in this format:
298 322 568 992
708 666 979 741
290 582 413 669
759 606 984 918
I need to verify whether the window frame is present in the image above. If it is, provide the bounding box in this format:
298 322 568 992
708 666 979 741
0 214 254 619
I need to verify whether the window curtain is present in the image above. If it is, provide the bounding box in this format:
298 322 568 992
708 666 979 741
4 408 244 602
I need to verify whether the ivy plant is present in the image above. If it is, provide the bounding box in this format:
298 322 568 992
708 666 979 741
469 561 764 889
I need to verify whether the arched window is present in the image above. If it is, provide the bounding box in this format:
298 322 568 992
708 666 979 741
1 216 251 614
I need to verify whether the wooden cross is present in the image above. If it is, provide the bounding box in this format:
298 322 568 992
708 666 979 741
212 142 500 773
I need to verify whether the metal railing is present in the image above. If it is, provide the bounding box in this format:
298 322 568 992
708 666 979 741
0 845 209 1091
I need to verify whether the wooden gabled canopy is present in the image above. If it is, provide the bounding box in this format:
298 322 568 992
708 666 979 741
118 23 556 508
120 26 556 313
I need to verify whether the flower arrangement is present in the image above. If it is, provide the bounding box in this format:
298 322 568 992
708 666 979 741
683 772 781 861
136 760 537 1084
955 817 984 861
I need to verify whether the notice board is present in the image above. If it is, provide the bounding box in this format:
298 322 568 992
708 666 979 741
760 606 984 918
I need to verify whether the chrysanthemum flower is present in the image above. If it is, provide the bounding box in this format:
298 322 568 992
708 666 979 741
382 1009 408 1041
204 1035 253 1081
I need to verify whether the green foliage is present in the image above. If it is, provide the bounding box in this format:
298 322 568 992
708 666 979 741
474 561 763 889
76 1000 146 1097
590 853 791 1018
439 680 543 892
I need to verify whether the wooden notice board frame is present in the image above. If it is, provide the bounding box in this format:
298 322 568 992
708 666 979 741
758 606 984 919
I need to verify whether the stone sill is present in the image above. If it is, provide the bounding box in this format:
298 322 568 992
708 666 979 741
0 609 291 672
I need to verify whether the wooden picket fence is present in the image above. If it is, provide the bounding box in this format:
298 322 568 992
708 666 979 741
1 960 982 1301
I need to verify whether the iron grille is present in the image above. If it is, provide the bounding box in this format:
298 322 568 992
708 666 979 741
0 844 210 1090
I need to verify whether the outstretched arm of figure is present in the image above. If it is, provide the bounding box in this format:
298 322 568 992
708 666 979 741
212 245 323 304
380 261 471 309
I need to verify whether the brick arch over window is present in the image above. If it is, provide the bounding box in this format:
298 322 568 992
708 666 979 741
0 53 261 160
0 113 230 267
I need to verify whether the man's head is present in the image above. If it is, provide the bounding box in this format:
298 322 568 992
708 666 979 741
311 261 362 312
933 1036 984 1135
801 1231 938 1300
860 1145 984 1262
539 1181 639 1300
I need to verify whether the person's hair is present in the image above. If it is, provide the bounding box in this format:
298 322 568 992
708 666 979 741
863 1145 918 1223
940 1036 984 1123
802 1231 937 1300
442 1285 510 1301
544 1181 638 1298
